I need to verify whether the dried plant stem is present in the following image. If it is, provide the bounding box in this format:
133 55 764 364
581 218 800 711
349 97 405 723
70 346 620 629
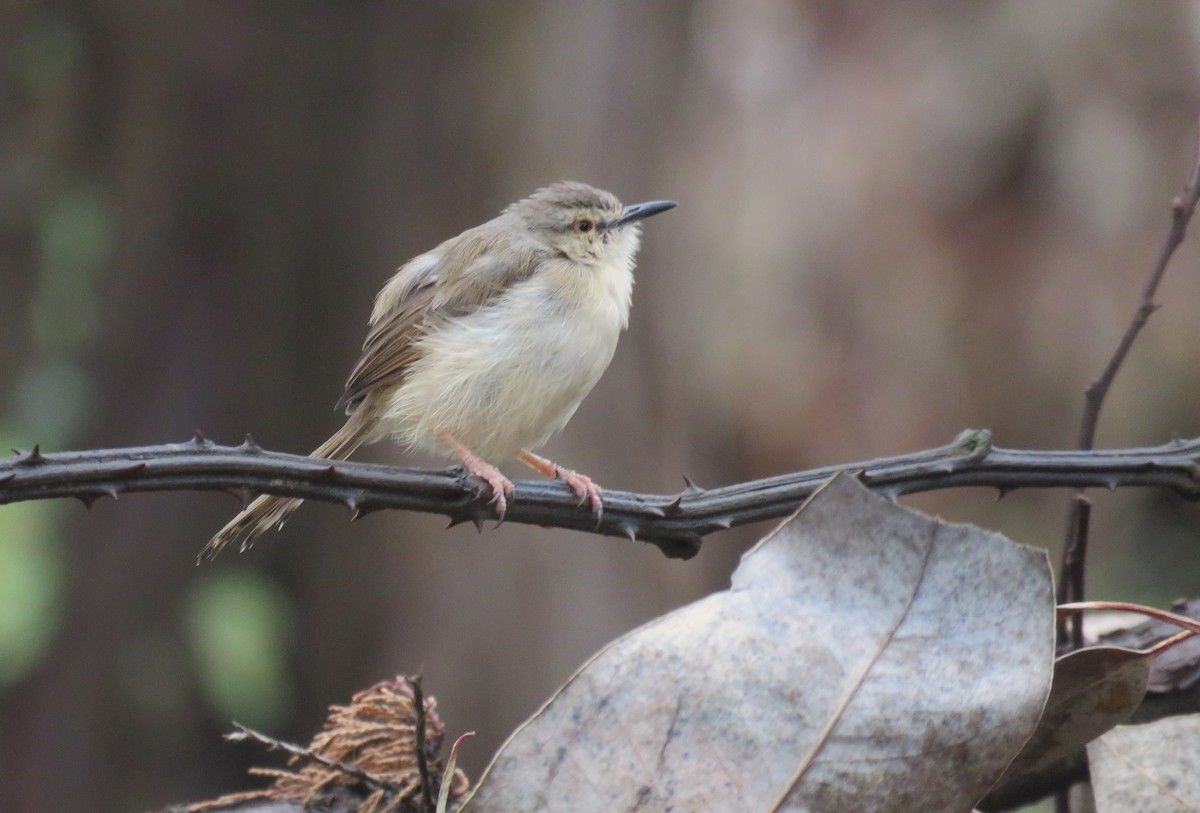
226 723 396 794
406 676 436 813
1059 121 1200 649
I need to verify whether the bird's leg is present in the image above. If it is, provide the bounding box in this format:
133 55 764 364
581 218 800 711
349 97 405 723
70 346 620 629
517 450 602 515
439 432 514 518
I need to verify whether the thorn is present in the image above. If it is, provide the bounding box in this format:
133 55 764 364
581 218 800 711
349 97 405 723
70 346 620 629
1103 478 1120 492
319 464 340 479
117 462 147 476
343 495 359 513
680 475 704 494
240 434 262 453
661 494 685 515
350 507 371 522
0 472 15 486
449 475 491 529
445 516 468 529
228 487 253 509
711 516 733 530
13 445 45 466
995 486 1013 501
76 486 120 509
616 521 638 543
190 429 209 446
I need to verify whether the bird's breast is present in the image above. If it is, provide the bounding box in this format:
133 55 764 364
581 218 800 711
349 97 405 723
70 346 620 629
380 256 634 458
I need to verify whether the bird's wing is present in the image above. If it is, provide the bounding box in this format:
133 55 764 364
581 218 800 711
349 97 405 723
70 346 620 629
338 222 543 413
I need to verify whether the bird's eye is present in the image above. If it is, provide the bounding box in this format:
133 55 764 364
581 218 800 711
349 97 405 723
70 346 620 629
575 219 594 233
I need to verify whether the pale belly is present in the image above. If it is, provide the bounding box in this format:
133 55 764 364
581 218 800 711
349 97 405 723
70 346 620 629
378 279 626 460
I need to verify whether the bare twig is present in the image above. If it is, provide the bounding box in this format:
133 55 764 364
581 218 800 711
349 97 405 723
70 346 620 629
406 676 436 813
1060 496 1091 650
1059 120 1200 646
226 723 396 794
8 430 1200 558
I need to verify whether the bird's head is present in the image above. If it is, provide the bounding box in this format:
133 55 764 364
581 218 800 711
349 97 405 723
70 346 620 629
510 181 676 267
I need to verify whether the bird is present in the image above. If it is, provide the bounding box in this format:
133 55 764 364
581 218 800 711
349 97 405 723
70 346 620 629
201 181 676 560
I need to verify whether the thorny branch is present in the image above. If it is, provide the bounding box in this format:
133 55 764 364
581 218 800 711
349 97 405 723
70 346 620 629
1059 118 1200 649
8 429 1200 559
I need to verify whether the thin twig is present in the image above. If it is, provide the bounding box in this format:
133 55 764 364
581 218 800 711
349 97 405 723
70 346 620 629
1059 118 1200 646
11 431 1200 559
226 722 397 794
406 676 436 813
1060 496 1090 650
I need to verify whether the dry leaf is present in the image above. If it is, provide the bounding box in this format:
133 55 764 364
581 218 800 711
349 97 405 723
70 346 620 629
992 646 1152 789
1089 714 1200 811
461 473 1055 812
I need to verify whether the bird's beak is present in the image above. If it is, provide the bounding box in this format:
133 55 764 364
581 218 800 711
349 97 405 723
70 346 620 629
611 199 677 228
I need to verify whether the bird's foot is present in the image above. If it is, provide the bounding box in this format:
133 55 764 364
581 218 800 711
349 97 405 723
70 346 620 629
557 467 602 515
440 432 515 519
517 450 603 517
468 459 515 519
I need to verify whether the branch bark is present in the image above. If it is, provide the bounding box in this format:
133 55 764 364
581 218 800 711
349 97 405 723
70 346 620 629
6 429 1200 559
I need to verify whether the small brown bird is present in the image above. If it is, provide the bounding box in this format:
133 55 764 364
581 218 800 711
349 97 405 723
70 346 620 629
202 181 675 559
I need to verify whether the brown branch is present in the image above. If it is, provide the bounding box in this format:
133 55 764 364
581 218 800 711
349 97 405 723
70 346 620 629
406 676 436 813
1059 119 1200 646
1060 496 1091 650
1076 128 1200 452
6 429 1200 559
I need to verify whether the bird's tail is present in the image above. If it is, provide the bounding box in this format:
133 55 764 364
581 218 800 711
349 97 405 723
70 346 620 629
198 410 372 562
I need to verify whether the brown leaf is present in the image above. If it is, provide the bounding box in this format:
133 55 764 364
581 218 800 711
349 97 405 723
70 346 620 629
1089 714 1200 811
987 646 1152 804
460 473 1055 812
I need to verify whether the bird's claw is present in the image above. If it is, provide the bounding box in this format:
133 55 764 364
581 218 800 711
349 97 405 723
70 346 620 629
555 467 603 519
471 466 514 521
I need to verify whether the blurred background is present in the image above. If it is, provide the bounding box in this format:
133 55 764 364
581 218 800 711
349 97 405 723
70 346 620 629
3 2 1200 810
